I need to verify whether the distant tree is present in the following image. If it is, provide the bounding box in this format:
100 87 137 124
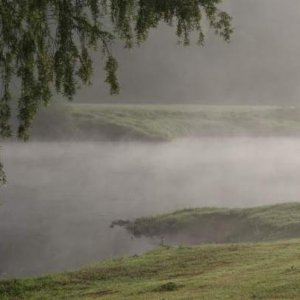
0 159 5 184
0 0 233 183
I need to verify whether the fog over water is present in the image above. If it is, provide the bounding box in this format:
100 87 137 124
1 138 300 277
1 0 300 280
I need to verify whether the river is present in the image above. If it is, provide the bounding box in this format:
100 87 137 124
1 138 300 277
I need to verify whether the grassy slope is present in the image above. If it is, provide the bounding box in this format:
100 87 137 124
63 104 300 140
1 240 300 299
3 204 300 299
118 203 300 243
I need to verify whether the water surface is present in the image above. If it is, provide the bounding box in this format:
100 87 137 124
1 138 300 277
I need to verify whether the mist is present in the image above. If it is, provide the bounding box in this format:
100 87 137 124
1 0 300 284
1 138 300 277
71 0 300 105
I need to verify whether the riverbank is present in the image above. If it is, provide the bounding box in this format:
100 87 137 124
1 239 300 299
31 104 300 141
113 202 300 244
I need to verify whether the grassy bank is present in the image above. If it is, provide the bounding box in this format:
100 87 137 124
31 104 300 140
1 240 300 299
113 203 300 244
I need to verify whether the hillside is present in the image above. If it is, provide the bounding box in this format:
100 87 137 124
31 104 300 140
113 203 300 244
1 240 300 299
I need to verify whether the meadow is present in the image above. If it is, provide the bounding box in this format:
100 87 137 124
1 239 300 299
2 203 300 299
32 104 300 140
114 202 300 244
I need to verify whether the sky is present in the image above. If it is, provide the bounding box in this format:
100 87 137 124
73 0 300 105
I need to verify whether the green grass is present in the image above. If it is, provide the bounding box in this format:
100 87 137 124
3 203 300 299
2 240 300 299
33 104 300 141
115 203 300 243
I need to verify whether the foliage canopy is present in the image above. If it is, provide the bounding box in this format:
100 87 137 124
0 0 232 140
